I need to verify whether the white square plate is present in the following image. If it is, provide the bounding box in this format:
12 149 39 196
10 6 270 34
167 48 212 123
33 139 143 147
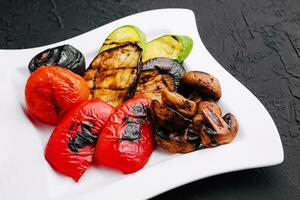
0 9 283 200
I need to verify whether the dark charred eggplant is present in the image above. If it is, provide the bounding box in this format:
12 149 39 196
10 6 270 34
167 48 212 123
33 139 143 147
181 71 222 100
28 44 85 76
199 108 238 147
135 57 186 101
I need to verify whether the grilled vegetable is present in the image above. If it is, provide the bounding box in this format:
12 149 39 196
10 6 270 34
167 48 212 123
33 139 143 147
149 91 200 153
155 126 200 153
142 35 193 63
95 97 154 174
85 45 142 107
135 57 185 102
84 25 146 107
99 25 146 53
149 99 192 132
45 99 115 181
28 44 85 76
199 108 238 147
192 100 222 127
25 66 90 125
161 88 197 118
182 71 222 100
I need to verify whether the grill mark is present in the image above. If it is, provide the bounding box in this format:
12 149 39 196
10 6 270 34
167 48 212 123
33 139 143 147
86 44 141 105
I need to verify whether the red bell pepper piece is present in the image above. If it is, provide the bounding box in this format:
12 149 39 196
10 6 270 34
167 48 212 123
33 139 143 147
95 97 155 174
45 99 115 181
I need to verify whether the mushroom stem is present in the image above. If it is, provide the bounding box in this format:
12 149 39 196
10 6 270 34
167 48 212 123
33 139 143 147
161 88 197 117
202 108 228 134
200 108 238 147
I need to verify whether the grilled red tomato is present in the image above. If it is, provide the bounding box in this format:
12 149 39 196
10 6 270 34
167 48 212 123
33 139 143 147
45 99 115 181
95 97 154 174
25 66 90 125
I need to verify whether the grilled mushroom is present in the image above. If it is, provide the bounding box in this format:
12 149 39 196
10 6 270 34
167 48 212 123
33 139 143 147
181 71 222 100
161 88 197 118
155 126 200 153
192 100 222 127
199 108 238 147
135 57 185 101
149 100 191 132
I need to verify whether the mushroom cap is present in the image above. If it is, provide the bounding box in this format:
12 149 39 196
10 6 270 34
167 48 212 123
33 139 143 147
149 100 192 132
181 71 222 100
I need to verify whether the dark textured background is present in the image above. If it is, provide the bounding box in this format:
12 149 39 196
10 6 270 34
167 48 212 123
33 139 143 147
1 0 300 199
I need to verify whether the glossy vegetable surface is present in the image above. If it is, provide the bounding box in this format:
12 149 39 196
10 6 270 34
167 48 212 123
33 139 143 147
99 25 146 53
25 66 90 125
95 97 154 174
182 71 222 100
200 109 238 147
135 58 185 102
84 44 142 107
28 44 86 76
142 34 193 63
45 99 115 181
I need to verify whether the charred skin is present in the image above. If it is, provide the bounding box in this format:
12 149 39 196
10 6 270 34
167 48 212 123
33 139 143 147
161 88 197 118
199 108 238 147
84 44 141 107
149 99 200 153
149 100 192 132
28 44 86 76
154 125 200 153
135 57 185 102
192 100 222 128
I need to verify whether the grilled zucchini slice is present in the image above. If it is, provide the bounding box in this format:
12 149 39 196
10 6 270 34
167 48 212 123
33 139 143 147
99 25 146 53
142 35 193 63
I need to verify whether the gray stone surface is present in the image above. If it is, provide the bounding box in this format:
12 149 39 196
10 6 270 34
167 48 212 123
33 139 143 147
1 0 300 199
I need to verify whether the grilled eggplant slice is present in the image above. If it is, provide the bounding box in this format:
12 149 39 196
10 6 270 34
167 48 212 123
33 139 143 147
84 44 142 107
142 35 193 63
85 25 146 107
135 57 185 102
99 25 146 53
